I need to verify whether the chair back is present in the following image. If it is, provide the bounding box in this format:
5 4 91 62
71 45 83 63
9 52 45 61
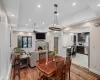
39 52 46 60
55 61 64 80
63 57 71 80
65 57 71 72
71 45 76 57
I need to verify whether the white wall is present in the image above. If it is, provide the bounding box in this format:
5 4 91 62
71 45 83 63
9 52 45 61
12 31 35 52
46 31 60 51
62 32 74 47
58 32 74 57
89 19 100 74
12 31 60 52
0 1 11 80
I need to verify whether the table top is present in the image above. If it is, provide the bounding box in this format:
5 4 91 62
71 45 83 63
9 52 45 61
36 56 65 77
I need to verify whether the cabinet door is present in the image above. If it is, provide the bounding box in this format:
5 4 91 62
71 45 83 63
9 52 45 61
78 33 82 42
77 46 84 54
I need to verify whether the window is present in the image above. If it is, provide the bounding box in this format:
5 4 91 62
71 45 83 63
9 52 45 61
18 36 32 48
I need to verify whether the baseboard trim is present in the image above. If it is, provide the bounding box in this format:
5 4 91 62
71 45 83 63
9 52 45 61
6 63 12 80
89 68 100 75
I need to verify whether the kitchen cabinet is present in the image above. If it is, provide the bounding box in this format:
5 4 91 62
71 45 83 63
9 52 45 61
77 46 84 54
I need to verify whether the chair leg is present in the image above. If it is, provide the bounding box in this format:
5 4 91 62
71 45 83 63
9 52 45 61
43 75 48 80
69 68 70 80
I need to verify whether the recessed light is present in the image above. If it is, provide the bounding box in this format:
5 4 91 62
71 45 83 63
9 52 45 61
37 4 41 8
12 14 14 16
26 24 28 26
73 3 76 6
29 19 31 21
57 13 59 15
42 22 44 24
97 4 100 7
37 26 39 27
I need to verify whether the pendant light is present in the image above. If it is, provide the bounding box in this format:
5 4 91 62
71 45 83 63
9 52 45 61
49 4 62 31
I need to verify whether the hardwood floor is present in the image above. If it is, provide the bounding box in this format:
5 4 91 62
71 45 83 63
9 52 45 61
10 64 100 80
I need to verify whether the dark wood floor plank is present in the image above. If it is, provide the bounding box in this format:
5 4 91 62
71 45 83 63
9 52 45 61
10 64 99 80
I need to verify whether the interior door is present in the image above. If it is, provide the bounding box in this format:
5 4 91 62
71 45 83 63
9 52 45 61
54 37 59 54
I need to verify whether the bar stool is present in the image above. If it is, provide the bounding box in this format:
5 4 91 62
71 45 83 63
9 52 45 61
13 55 20 80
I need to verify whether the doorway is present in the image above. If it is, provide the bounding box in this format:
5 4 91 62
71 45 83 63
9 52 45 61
54 37 59 54
69 27 90 68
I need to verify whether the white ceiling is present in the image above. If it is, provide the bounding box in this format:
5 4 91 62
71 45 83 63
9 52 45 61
68 27 90 33
1 0 100 32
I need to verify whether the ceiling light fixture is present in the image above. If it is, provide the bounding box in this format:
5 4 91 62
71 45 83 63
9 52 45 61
97 4 100 7
37 4 41 8
42 22 44 24
57 13 59 15
73 3 76 6
29 19 31 21
26 24 28 26
33 23 39 33
49 4 62 31
12 14 14 16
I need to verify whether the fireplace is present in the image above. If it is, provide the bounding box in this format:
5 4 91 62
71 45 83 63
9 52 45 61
35 41 49 51
38 46 43 51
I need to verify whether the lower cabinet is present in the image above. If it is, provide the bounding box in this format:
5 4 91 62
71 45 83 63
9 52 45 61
77 46 84 54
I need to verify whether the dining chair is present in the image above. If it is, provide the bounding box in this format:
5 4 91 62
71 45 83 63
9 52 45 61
48 60 64 80
13 55 20 79
63 57 71 80
39 52 46 60
71 44 77 57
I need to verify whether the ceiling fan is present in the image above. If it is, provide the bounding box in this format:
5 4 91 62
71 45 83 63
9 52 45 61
33 23 39 33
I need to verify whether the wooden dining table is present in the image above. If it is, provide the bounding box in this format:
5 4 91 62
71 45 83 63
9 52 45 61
36 56 65 77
